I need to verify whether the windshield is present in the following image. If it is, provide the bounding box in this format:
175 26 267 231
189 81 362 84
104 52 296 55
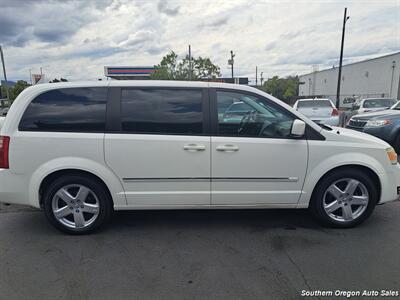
363 99 394 108
391 101 400 110
297 100 332 108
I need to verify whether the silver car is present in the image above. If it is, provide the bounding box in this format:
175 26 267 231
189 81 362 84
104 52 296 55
293 98 339 126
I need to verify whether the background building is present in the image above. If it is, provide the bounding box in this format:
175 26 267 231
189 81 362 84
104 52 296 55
104 66 156 80
298 52 400 105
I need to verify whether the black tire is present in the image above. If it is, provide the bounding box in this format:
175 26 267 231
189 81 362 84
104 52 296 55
43 174 112 234
309 168 378 228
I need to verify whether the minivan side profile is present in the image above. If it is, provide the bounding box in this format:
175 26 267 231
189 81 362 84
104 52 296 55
0 81 399 234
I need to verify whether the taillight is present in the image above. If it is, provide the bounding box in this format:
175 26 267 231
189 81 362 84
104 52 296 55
332 108 339 116
0 136 10 169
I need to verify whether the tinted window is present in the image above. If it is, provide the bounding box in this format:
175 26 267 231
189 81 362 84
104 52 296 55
19 88 107 132
297 100 332 108
363 99 395 108
121 89 203 135
217 91 295 138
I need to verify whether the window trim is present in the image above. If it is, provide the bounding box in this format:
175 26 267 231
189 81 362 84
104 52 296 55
109 86 211 136
209 88 324 140
18 87 108 133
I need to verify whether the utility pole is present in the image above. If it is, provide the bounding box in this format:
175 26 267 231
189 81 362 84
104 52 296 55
390 61 396 98
336 7 350 110
0 45 10 108
188 45 192 81
256 66 258 86
228 50 235 79
29 69 32 85
260 72 264 86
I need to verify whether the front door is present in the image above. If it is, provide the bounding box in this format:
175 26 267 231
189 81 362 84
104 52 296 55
105 87 211 206
211 90 308 205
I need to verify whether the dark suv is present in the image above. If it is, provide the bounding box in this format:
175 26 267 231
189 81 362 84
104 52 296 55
347 101 400 152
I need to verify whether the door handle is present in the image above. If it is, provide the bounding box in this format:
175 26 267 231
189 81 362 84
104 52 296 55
183 144 206 151
216 144 239 152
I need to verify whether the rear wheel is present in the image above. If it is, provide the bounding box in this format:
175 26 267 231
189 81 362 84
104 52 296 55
310 168 378 228
43 175 112 234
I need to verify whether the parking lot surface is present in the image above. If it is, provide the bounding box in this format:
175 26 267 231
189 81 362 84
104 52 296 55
1 202 400 300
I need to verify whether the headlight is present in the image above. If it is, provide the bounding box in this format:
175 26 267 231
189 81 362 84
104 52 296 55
387 147 398 165
365 119 391 127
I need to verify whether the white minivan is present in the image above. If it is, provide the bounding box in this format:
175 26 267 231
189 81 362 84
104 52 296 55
0 81 399 234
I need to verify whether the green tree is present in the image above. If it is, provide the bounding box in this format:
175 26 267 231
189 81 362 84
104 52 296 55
263 76 299 103
151 50 221 80
1 80 31 103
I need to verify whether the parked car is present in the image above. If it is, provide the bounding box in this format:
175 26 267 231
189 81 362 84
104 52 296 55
293 98 339 126
0 108 9 129
352 98 396 115
221 101 252 123
0 116 5 129
1 81 399 234
342 96 357 110
0 107 9 116
347 100 400 151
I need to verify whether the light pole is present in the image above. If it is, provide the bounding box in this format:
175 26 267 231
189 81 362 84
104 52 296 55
256 66 258 86
336 7 350 110
260 72 264 86
228 50 235 79
0 45 10 108
188 45 192 81
390 60 396 98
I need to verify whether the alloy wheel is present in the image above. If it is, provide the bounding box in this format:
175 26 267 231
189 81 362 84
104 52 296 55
323 178 369 223
51 184 100 229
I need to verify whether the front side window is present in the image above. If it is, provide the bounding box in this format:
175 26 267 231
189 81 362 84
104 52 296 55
216 91 295 138
121 89 203 135
19 88 107 132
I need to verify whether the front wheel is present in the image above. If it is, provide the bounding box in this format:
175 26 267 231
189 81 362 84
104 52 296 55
43 175 112 234
310 169 378 228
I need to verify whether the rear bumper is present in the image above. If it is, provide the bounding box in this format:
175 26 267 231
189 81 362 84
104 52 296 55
0 169 32 206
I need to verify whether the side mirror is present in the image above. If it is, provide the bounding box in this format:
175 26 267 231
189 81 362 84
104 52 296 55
291 119 306 137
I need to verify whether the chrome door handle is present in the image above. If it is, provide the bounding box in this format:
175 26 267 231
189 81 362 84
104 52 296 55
216 144 239 152
183 144 206 151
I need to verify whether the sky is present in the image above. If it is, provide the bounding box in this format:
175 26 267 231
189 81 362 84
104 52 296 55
0 0 399 84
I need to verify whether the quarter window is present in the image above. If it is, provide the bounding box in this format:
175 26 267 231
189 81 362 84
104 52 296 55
216 91 295 138
19 88 107 132
121 89 203 135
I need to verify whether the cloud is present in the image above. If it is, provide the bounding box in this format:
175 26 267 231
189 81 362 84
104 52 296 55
0 0 398 83
157 1 180 16
203 16 229 28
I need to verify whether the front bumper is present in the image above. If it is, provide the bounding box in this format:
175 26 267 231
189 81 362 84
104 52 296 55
379 164 400 204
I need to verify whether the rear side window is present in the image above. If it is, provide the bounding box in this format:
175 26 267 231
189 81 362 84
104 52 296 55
19 88 107 132
121 89 203 135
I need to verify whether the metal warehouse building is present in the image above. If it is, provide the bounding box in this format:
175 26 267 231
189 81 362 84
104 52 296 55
298 52 400 105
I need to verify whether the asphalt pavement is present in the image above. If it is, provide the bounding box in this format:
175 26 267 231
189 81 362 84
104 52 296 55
0 202 400 300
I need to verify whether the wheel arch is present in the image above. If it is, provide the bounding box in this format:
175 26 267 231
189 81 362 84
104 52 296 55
39 169 113 208
28 157 126 208
309 164 381 207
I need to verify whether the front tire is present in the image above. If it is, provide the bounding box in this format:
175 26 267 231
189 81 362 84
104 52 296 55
310 168 378 228
43 175 112 234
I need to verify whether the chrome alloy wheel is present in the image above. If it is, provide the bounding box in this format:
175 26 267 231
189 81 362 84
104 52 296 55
52 184 100 229
323 178 369 223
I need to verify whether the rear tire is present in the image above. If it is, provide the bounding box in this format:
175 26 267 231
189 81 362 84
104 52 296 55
309 168 378 228
43 175 112 234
